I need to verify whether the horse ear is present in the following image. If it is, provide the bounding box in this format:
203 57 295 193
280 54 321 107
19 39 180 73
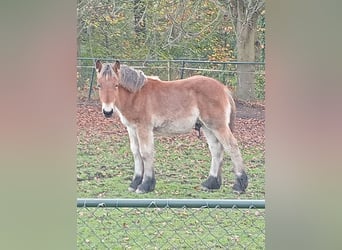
113 60 120 74
95 60 102 73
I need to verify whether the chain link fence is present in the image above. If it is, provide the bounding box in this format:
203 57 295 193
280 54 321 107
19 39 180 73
77 199 265 249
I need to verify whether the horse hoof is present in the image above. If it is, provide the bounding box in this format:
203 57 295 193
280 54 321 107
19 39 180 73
232 171 248 194
129 175 143 192
201 175 222 191
135 177 156 194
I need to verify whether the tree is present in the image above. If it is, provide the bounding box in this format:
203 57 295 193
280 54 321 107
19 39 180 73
230 0 264 100
77 0 265 100
211 0 265 100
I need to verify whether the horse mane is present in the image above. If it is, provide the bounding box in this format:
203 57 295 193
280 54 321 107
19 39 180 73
119 65 146 92
100 63 115 80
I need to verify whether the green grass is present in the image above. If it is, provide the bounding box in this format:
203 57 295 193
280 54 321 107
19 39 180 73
77 132 265 199
77 129 265 249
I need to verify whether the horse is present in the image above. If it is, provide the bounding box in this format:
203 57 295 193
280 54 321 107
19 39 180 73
95 60 248 194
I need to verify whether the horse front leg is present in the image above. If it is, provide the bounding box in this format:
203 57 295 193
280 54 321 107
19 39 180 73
135 128 156 193
127 127 144 192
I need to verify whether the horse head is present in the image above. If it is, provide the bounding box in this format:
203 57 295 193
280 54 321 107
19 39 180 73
95 60 121 118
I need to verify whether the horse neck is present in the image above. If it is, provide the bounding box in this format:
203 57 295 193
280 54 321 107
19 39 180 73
115 85 136 113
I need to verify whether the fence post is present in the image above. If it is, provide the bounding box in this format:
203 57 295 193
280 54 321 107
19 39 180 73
222 62 227 85
180 60 185 79
88 67 95 101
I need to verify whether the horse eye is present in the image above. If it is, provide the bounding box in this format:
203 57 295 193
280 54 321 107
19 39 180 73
96 84 101 89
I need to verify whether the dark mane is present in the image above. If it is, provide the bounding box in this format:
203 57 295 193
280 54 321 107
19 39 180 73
119 65 146 92
100 63 116 80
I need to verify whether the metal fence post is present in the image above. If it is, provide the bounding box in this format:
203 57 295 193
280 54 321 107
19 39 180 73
180 60 185 79
222 62 227 85
88 67 95 101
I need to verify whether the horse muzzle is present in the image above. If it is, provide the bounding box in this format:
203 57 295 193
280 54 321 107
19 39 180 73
103 108 114 118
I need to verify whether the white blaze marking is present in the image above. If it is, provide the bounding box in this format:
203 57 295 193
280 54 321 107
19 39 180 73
102 102 114 112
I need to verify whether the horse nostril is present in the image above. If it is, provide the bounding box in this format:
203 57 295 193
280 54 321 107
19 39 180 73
103 109 113 118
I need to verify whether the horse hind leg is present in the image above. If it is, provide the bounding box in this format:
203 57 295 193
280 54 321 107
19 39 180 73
213 127 248 194
201 127 224 191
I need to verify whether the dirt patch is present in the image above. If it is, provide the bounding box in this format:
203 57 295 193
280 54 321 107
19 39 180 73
236 99 265 120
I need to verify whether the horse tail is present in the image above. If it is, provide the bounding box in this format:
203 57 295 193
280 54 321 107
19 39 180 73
225 88 236 133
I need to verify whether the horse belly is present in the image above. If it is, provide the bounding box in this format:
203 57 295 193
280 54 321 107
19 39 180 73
153 117 196 135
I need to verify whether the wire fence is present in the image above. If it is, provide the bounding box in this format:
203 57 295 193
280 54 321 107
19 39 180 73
77 58 265 100
77 198 265 249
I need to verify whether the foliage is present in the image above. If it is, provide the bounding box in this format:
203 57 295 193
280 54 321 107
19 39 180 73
77 0 265 62
255 73 265 100
257 9 266 62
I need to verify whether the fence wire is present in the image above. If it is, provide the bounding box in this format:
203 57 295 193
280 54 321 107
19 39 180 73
77 199 265 249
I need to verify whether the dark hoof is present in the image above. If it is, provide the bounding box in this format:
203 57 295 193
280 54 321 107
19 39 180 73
136 177 156 194
201 175 222 191
128 175 143 192
232 171 248 194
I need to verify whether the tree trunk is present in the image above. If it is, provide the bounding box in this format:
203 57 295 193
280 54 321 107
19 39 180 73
228 0 264 101
236 26 256 100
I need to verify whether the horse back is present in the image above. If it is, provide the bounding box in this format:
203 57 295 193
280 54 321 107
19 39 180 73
151 76 236 132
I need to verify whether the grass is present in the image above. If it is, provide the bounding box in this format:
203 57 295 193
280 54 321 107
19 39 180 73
77 132 265 199
77 127 265 249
